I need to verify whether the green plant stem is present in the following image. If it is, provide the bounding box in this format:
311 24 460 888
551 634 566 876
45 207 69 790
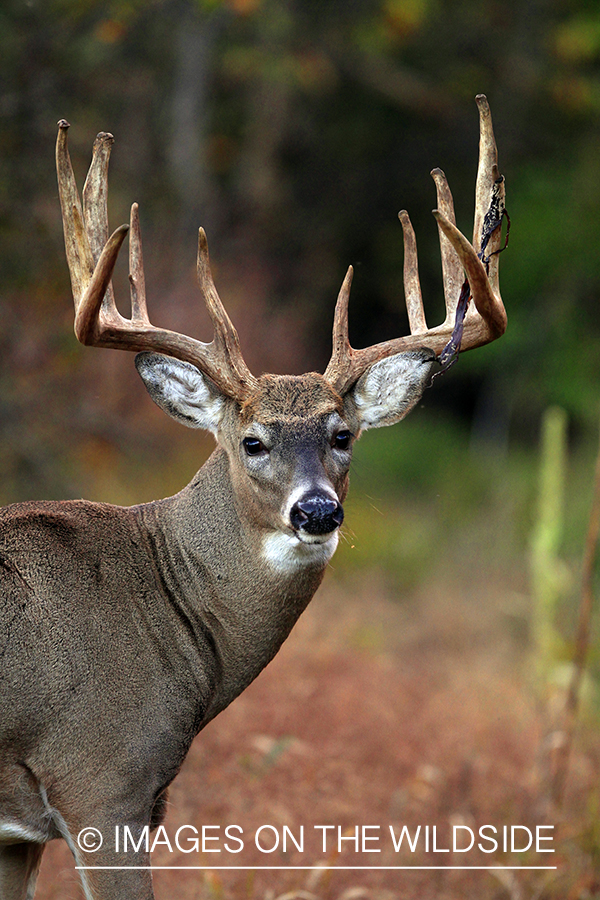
531 406 568 675
552 416 600 807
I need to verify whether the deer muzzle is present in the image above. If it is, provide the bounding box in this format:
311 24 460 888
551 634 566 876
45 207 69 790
289 492 344 537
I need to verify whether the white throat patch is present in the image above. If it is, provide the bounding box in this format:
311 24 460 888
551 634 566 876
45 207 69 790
262 530 339 574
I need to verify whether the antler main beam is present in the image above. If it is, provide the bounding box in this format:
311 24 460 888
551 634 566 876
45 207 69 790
324 94 507 395
56 121 258 401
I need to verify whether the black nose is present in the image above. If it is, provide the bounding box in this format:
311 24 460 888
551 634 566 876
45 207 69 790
290 493 344 535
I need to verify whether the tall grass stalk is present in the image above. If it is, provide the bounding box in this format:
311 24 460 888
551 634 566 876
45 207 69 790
530 406 569 682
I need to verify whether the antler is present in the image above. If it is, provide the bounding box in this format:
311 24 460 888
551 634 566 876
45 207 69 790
324 94 507 395
56 121 258 401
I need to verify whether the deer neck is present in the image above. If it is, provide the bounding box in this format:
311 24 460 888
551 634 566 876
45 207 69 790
136 448 327 722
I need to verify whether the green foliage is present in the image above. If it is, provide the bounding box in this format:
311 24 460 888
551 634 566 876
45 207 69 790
554 11 600 65
333 410 538 593
336 494 440 594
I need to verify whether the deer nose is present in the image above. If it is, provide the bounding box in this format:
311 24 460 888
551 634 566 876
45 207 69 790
290 493 344 536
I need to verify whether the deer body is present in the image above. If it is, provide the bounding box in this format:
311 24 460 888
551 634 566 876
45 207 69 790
0 455 328 819
0 96 506 899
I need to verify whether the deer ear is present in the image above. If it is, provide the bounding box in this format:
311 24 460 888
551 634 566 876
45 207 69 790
348 349 438 430
135 352 226 434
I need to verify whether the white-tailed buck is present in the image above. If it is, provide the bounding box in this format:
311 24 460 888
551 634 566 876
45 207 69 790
0 95 506 899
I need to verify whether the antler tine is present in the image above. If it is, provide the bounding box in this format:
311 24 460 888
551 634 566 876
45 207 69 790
129 203 148 322
322 266 354 388
473 94 497 254
196 228 258 393
328 266 354 360
324 94 507 395
472 93 504 300
398 211 427 334
56 122 258 401
430 168 463 324
82 132 116 313
56 120 96 308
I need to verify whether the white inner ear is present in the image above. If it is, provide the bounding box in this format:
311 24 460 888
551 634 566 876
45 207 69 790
351 350 437 430
135 353 226 434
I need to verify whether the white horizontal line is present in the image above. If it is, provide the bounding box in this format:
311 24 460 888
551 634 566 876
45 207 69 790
76 865 558 871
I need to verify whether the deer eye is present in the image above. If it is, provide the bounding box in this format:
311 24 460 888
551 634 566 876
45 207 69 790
332 430 352 451
242 437 266 456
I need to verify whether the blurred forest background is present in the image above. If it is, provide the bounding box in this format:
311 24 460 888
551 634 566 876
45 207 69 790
4 0 600 897
2 0 600 502
2 0 600 537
